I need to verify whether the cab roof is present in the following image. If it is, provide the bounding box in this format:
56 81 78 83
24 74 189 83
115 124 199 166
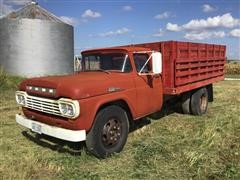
81 45 152 54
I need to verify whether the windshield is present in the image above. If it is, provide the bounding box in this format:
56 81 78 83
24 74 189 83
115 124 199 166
81 53 132 73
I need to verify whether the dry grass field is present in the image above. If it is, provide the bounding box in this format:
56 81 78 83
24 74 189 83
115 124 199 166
0 72 240 179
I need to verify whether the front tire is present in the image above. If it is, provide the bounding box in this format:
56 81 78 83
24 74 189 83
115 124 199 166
86 105 129 158
190 87 208 115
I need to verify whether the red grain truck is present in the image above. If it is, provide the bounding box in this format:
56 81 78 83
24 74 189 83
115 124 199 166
15 41 226 158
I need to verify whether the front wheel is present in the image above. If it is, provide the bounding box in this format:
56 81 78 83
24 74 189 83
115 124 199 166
86 105 129 158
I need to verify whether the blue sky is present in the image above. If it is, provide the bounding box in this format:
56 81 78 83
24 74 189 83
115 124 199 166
1 0 240 59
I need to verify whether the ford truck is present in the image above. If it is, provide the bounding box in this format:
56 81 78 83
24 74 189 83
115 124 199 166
15 41 226 158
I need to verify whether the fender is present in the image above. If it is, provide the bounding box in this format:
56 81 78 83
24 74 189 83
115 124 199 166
77 89 137 131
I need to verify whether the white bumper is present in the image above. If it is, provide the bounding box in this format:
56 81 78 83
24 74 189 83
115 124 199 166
16 114 86 142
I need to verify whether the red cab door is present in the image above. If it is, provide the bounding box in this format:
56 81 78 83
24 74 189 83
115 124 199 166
132 53 163 118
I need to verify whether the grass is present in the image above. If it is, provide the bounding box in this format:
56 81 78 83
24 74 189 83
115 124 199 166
0 67 25 91
225 74 240 79
225 61 240 75
225 61 240 78
0 75 240 179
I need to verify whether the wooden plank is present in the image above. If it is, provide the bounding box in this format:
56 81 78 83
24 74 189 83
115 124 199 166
175 71 224 86
176 60 225 70
176 57 225 63
163 76 224 94
176 66 224 77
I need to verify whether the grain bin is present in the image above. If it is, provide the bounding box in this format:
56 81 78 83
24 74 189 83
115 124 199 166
0 2 74 77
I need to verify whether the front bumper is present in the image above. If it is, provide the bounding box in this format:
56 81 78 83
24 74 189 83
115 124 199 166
16 114 86 142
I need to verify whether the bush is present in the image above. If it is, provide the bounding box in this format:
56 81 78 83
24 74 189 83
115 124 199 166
0 67 7 88
0 67 25 90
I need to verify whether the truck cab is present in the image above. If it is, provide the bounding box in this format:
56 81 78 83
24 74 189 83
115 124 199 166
16 46 163 158
15 41 226 158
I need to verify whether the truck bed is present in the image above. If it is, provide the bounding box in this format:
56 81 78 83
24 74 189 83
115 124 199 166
131 41 226 95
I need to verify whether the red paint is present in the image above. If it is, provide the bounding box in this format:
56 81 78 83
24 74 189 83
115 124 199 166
19 41 226 131
127 41 226 94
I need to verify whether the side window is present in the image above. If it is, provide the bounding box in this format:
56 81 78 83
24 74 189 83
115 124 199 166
133 53 151 73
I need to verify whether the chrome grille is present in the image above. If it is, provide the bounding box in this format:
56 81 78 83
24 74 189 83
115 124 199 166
26 95 61 116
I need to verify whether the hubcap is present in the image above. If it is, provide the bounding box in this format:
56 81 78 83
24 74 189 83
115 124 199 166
200 94 207 112
102 118 122 148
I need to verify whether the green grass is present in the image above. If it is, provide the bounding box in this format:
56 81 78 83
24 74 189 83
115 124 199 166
0 77 240 179
0 67 25 91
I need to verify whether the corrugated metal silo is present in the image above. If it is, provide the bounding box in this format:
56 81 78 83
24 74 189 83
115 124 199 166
0 2 74 77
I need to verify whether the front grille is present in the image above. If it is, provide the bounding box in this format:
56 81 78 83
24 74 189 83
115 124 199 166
26 95 61 116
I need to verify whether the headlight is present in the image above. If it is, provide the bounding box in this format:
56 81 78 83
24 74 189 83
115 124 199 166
15 91 26 106
58 98 80 119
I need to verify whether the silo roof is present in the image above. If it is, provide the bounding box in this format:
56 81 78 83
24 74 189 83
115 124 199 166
4 2 64 23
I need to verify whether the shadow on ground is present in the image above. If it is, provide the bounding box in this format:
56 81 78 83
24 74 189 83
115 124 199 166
21 99 183 156
22 131 86 156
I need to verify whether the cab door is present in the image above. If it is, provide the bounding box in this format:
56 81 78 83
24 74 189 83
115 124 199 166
132 53 163 118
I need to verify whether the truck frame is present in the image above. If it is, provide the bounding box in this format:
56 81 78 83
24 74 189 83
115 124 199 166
15 41 226 158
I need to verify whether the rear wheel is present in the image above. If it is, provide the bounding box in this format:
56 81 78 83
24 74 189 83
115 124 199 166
86 105 129 158
181 92 191 114
190 87 208 115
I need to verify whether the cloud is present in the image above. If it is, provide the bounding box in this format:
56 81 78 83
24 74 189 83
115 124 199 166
184 31 225 40
152 29 164 37
60 16 78 26
154 11 171 19
166 13 240 32
229 29 240 37
81 9 101 18
166 23 181 32
98 27 130 37
165 13 240 40
202 4 216 13
183 13 240 30
122 6 133 11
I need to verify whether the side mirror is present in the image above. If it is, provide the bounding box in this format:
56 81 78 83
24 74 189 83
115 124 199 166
152 52 162 74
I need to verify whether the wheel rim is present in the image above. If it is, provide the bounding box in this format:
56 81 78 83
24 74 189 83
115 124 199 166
200 94 207 112
102 118 122 148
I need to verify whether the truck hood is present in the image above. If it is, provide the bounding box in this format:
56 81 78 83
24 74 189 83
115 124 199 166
20 72 133 99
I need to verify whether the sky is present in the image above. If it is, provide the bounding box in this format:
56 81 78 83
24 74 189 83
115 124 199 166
1 0 240 59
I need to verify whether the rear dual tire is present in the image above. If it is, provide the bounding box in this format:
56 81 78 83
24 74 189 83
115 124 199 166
191 87 208 115
181 87 208 116
181 92 191 114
